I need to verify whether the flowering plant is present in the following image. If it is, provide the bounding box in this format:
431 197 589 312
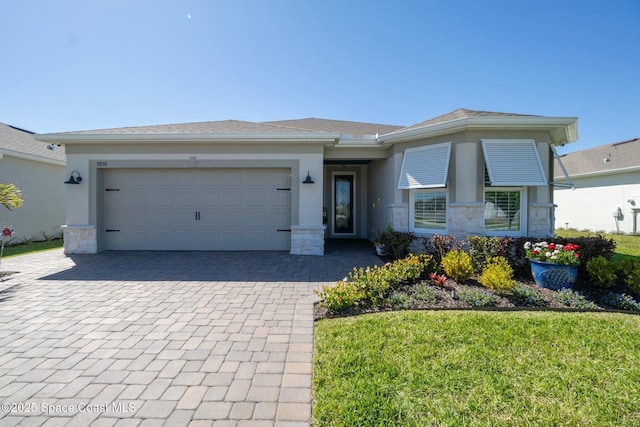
1 226 14 238
524 241 580 266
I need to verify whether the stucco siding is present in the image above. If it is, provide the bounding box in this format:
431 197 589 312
0 155 66 242
554 171 640 233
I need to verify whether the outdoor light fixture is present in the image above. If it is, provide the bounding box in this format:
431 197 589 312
302 170 314 184
64 170 83 184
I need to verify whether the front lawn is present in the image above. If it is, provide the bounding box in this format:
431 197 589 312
314 311 640 426
1 238 63 258
555 228 640 260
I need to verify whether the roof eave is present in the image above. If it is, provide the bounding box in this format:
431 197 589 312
35 132 343 144
378 116 579 145
554 165 640 180
0 149 66 166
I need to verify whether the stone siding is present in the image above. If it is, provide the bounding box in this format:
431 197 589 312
530 203 554 237
448 203 485 238
62 225 97 254
387 204 409 231
290 225 325 256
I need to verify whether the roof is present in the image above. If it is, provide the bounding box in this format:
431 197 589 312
0 123 65 164
554 137 640 178
62 120 314 135
35 108 578 146
263 118 403 138
395 108 537 133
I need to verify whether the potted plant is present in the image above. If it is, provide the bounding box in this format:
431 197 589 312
524 241 580 290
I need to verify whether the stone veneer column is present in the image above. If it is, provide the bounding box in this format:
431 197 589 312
387 204 408 231
61 225 97 254
290 225 325 255
529 203 554 237
448 203 485 238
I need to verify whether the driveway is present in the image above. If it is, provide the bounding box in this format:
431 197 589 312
0 242 382 426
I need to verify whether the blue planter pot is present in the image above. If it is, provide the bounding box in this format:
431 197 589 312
529 259 578 290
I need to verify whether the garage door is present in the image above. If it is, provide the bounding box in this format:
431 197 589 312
104 168 291 251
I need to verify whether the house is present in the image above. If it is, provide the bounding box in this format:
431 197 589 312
554 137 640 234
36 108 578 255
0 123 66 242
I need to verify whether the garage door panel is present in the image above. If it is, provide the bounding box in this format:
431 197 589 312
104 168 291 251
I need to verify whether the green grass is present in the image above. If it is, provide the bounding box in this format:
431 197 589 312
1 239 63 258
314 311 640 426
556 228 640 261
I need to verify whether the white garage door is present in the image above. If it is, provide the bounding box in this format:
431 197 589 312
104 168 291 251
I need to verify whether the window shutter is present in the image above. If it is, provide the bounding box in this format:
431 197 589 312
398 142 451 189
481 139 547 186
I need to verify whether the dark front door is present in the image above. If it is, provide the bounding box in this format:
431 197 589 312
333 173 355 235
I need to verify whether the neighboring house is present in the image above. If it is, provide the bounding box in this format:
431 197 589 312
554 137 640 234
0 123 66 242
36 108 578 255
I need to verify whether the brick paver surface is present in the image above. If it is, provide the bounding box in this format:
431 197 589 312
0 242 381 426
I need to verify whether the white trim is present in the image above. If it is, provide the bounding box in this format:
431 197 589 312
398 142 451 189
331 171 357 236
409 189 448 234
378 116 578 146
482 139 547 186
483 187 527 237
36 132 342 144
554 165 640 180
0 148 65 166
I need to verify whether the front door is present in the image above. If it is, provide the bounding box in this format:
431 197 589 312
333 172 355 235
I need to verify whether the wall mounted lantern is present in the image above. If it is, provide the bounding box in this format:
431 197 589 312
302 170 314 184
64 170 83 184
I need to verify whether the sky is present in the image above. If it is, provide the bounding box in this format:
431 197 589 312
1 0 638 154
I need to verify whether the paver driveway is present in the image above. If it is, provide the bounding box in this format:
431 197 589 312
0 242 382 426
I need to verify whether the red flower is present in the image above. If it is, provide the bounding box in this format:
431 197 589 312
1 227 12 237
532 250 539 255
548 243 556 251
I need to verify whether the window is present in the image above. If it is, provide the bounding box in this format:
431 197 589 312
484 188 525 235
411 190 447 232
481 139 547 186
398 142 451 189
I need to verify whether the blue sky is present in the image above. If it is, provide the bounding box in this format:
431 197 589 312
1 0 638 153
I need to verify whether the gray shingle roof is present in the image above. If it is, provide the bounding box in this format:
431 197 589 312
554 137 640 178
38 108 556 142
63 120 313 135
0 123 65 162
263 118 403 138
390 108 537 134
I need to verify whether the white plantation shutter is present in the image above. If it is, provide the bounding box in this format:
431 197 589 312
398 142 452 189
481 139 547 186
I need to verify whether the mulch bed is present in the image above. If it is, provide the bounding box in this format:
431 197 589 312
314 275 635 320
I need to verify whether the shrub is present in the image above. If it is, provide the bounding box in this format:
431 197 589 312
319 253 436 309
422 234 463 266
618 258 640 296
389 292 413 309
413 283 437 303
349 265 393 306
586 256 617 289
512 284 545 306
441 250 473 283
601 292 640 312
455 288 498 307
390 253 436 283
315 281 362 312
479 256 515 293
467 236 512 272
379 229 417 260
555 288 598 310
